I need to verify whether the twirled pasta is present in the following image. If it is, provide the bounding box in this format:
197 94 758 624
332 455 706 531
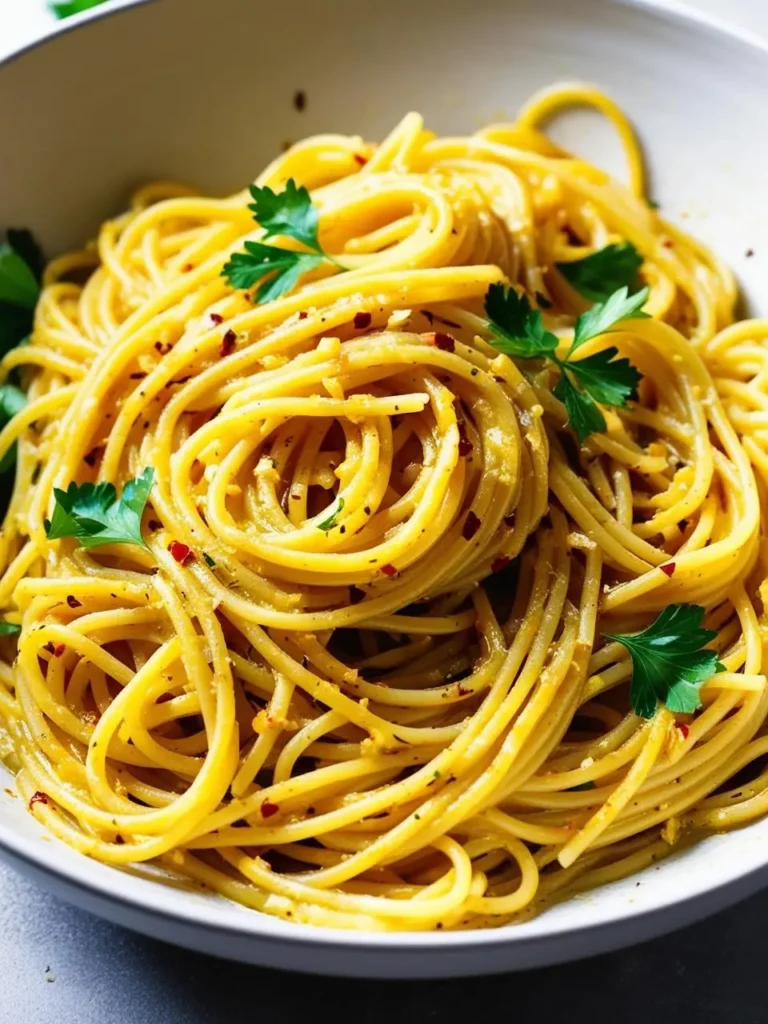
1 83 767 932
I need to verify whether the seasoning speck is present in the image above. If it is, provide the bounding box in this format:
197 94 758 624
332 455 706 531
462 511 481 541
293 90 306 112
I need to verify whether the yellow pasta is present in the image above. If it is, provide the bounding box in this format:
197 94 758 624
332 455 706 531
1 81 768 932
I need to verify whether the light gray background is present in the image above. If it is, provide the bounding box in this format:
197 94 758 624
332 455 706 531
1 1 767 1021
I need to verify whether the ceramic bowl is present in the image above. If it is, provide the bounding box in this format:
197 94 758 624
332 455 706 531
1 0 767 978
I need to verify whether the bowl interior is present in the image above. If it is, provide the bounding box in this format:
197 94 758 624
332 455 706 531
1 0 768 972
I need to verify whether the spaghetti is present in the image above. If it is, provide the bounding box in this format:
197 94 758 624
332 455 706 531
1 82 768 931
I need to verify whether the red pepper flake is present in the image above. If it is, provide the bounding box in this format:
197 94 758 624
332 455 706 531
353 312 372 330
210 312 224 325
380 563 398 578
678 724 690 740
457 421 473 457
462 511 481 541
83 446 103 468
182 262 194 272
148 519 162 532
261 800 280 818
746 249 755 258
29 791 50 811
115 834 125 845
66 595 82 609
53 644 65 658
168 540 194 565
503 513 515 528
293 90 306 112
660 562 676 577
129 371 147 380
349 585 366 605
433 332 455 352
43 641 55 655
353 153 367 166
662 239 674 249
491 555 510 573
154 340 171 355
220 328 237 358
298 311 308 320
456 684 472 697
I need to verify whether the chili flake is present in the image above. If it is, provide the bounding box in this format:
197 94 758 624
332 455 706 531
660 562 676 578
457 421 473 457
66 595 82 609
261 800 280 818
220 329 237 358
433 332 455 352
353 312 372 330
168 541 194 565
210 312 224 325
462 511 481 541
380 564 398 578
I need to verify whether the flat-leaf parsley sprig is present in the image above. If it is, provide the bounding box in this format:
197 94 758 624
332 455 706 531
605 604 725 719
557 242 643 303
45 467 155 549
222 179 344 303
484 283 648 442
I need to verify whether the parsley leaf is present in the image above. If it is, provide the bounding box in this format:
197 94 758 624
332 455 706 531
45 467 155 549
318 497 345 532
49 0 109 18
605 604 724 719
0 621 20 636
223 179 342 303
484 284 558 357
566 347 641 407
248 180 323 254
569 781 596 792
222 243 324 302
553 376 607 440
485 284 646 442
0 229 42 359
557 243 643 303
571 285 650 351
0 383 27 475
0 243 39 310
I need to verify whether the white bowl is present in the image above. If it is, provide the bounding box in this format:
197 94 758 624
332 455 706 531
1 0 768 979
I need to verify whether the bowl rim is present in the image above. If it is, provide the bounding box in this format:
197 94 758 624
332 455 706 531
2 0 768 957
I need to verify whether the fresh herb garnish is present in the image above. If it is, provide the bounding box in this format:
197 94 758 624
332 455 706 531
0 621 20 636
0 383 27 474
557 242 643 303
49 0 109 18
605 604 725 719
485 284 646 442
45 467 155 549
0 229 42 358
569 781 596 792
203 552 216 567
222 179 342 303
317 496 344 532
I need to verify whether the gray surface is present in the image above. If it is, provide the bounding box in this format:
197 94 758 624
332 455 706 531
1 854 767 1024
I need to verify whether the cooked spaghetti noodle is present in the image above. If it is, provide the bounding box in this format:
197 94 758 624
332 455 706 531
1 82 768 931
